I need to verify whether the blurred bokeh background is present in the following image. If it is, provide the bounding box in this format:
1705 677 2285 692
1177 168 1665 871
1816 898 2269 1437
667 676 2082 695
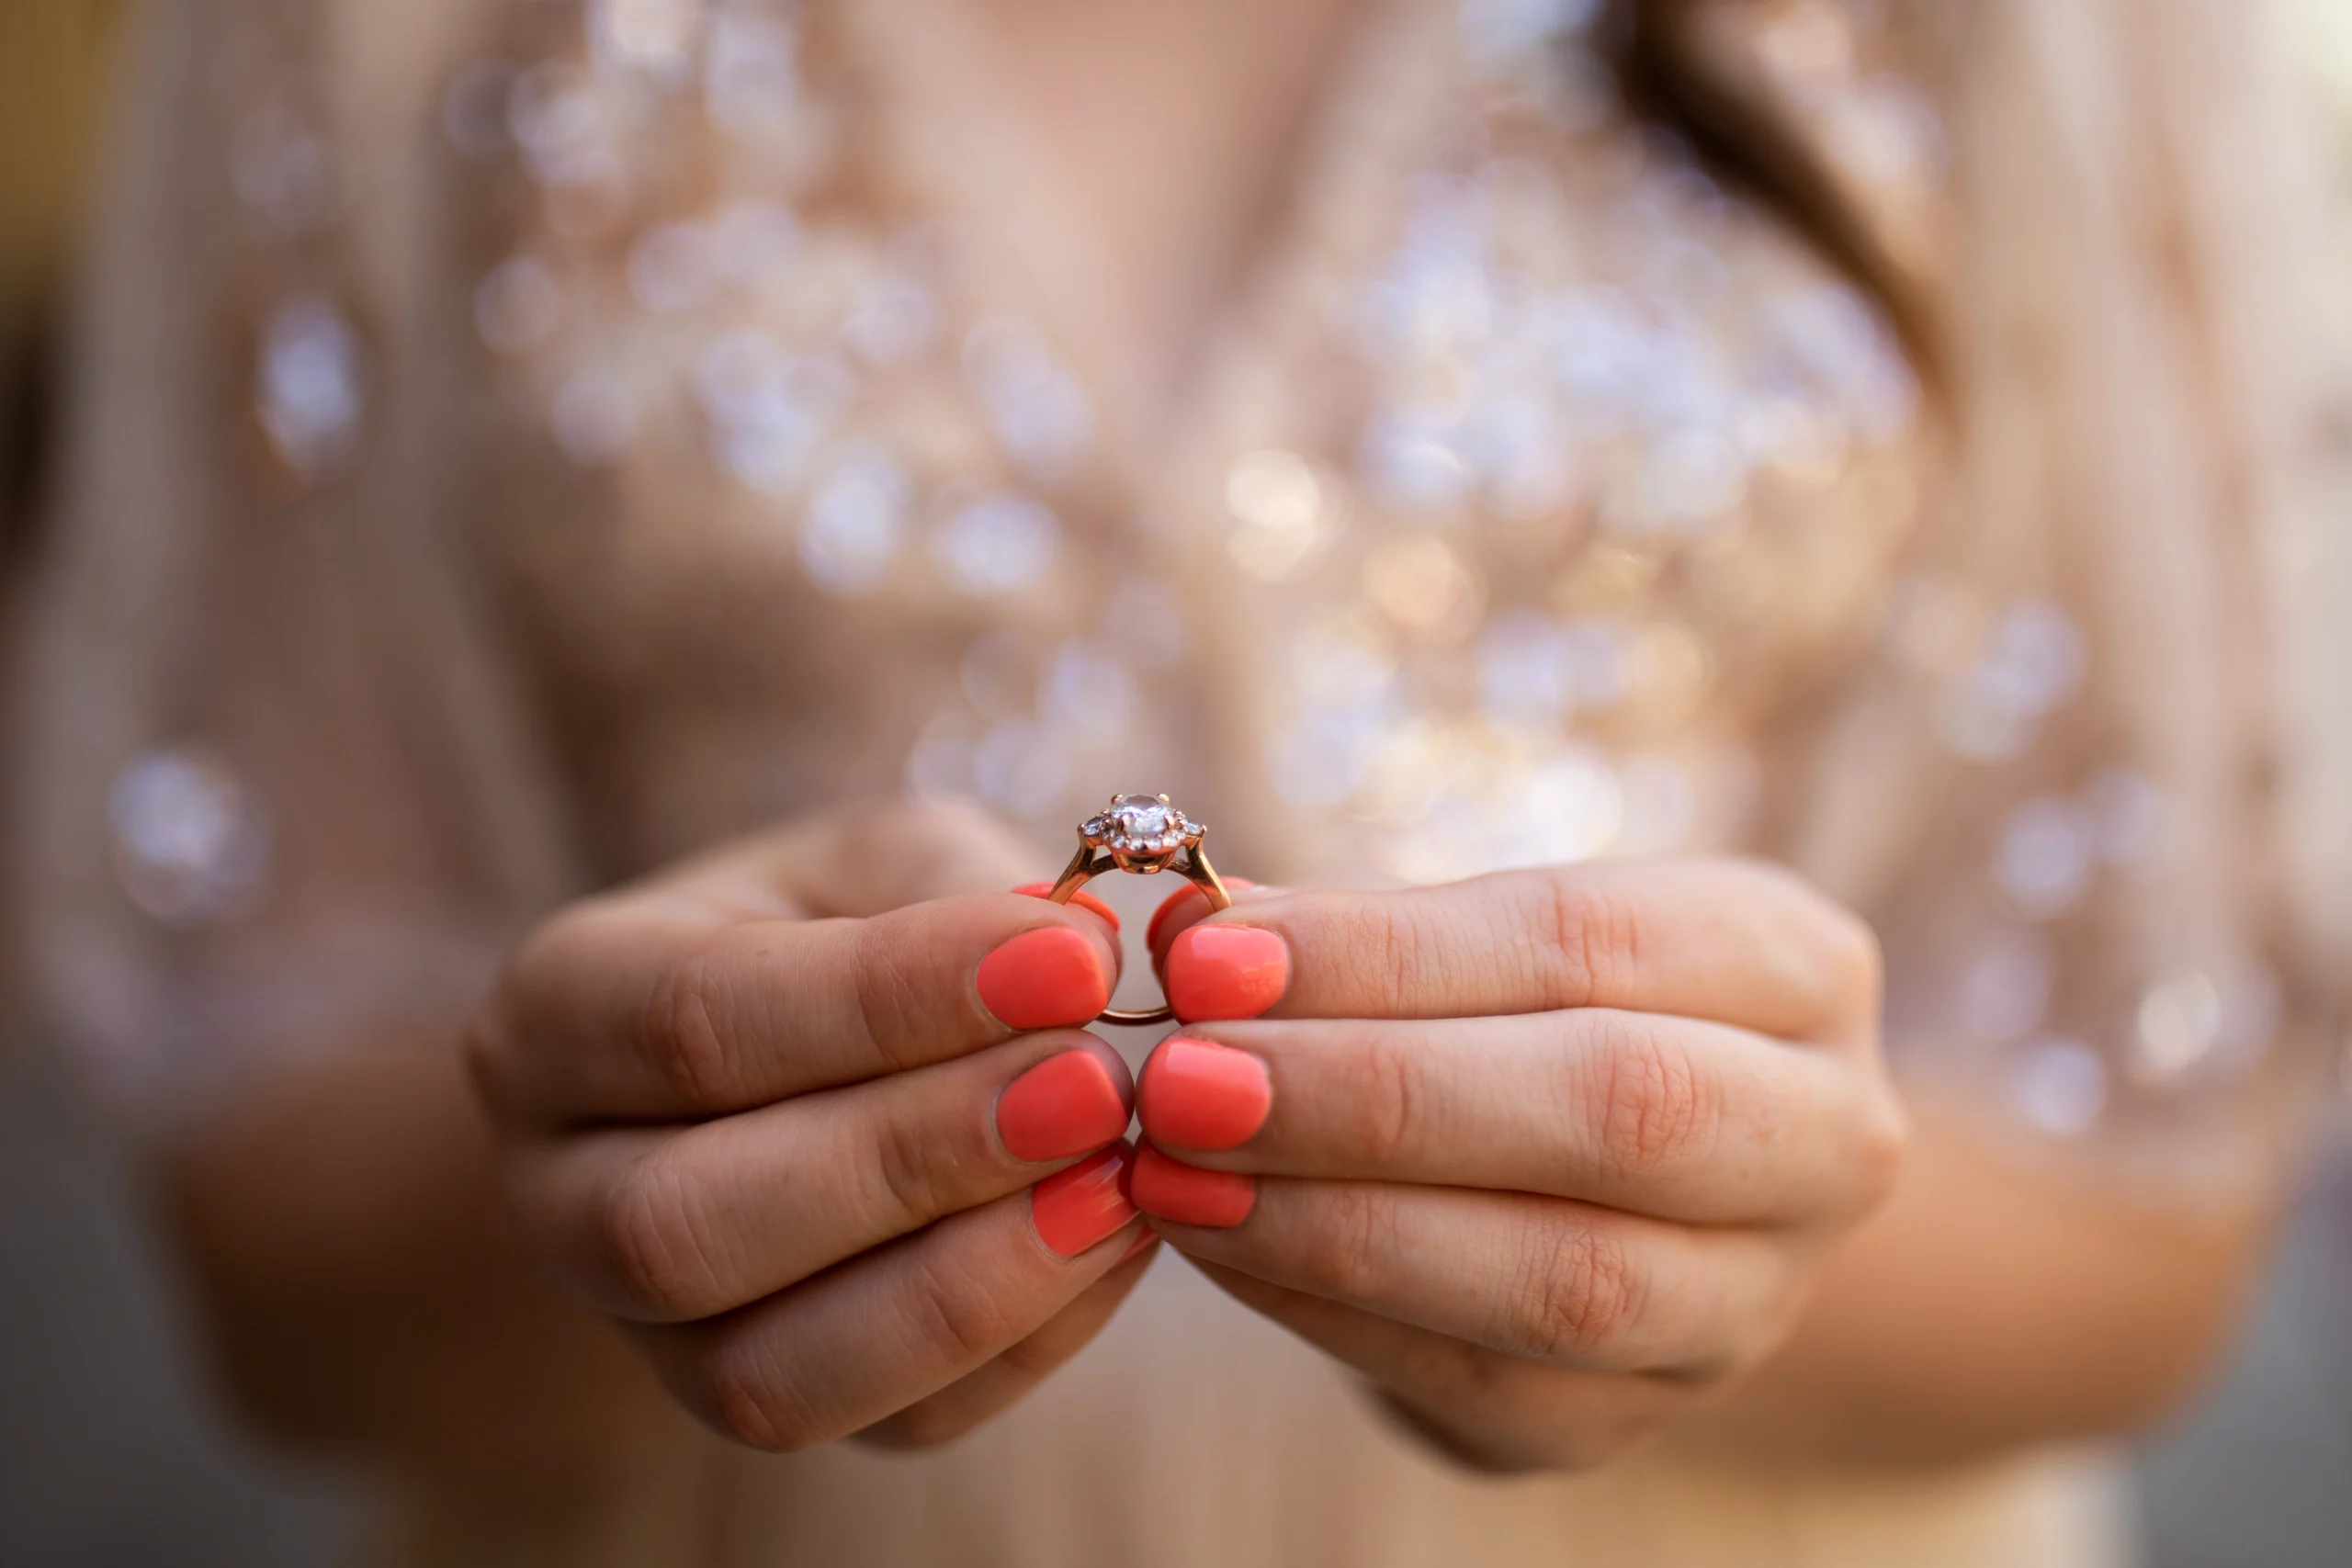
1 3 2348 1564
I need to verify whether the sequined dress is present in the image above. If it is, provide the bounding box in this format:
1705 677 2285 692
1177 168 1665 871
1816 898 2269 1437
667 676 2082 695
13 0 2351 1563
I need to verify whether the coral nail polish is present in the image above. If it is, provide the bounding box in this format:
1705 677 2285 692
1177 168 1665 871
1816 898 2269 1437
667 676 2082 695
1145 877 1255 953
998 1050 1130 1162
978 927 1111 1030
1131 1144 1257 1229
1013 882 1119 930
1032 1145 1138 1257
1118 1231 1160 1265
1165 925 1288 1021
1139 1037 1271 1151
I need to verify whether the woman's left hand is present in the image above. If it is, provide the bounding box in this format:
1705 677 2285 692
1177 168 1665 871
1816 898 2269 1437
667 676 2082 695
1134 858 1907 1472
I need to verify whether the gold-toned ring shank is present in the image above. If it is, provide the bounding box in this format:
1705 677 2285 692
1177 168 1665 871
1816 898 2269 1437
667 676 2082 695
1046 844 1231 1026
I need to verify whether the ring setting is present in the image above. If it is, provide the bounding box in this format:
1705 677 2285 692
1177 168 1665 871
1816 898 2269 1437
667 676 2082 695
1048 794 1229 1027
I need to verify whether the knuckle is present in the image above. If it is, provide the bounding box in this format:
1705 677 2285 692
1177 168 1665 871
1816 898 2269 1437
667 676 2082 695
1533 874 1641 1005
862 1100 951 1232
901 1248 1022 1367
849 922 930 1069
639 946 740 1109
1521 1219 1647 1364
1589 1015 1716 1181
600 1150 730 1319
704 1345 820 1453
1295 1183 1393 1304
1348 1037 1433 1168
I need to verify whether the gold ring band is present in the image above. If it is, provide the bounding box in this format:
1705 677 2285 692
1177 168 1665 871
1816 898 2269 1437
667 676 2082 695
1046 794 1229 1027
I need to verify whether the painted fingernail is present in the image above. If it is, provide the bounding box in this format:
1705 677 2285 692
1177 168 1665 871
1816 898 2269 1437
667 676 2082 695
1032 1145 1137 1257
1139 1037 1270 1151
1145 878 1255 953
998 1050 1130 1162
1165 925 1288 1021
1119 1231 1160 1265
978 927 1111 1030
1014 883 1120 931
1131 1143 1257 1229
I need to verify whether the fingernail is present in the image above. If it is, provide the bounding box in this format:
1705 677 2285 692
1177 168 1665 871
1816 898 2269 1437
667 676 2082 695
998 1050 1130 1162
1119 1231 1160 1265
1014 882 1120 931
1131 1144 1256 1229
978 927 1111 1030
1032 1145 1138 1257
1139 1037 1270 1151
1166 925 1288 1021
1145 878 1255 952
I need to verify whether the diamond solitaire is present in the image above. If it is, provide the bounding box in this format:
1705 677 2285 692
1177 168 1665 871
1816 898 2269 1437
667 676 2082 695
1080 793 1205 868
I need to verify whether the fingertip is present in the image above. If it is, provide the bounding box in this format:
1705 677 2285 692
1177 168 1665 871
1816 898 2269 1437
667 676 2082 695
1131 1143 1256 1229
978 925 1114 1030
1014 882 1120 931
1146 877 1261 961
1137 1036 1271 1150
1166 923 1289 1021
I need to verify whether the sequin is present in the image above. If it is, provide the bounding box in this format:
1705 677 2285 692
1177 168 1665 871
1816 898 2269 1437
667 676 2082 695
1363 535 1487 642
1939 602 2088 761
2133 970 2223 1082
592 0 705 82
1476 611 1580 728
708 199 801 288
230 101 332 235
629 221 719 314
1039 640 1137 742
1227 449 1340 581
962 321 1095 481
109 749 271 927
799 447 910 593
972 717 1069 817
256 297 366 477
842 273 941 367
1993 796 2094 919
507 62 614 191
441 58 519 158
1955 931 2053 1044
704 10 802 138
2008 1038 2108 1137
1459 0 1600 72
930 495 1063 596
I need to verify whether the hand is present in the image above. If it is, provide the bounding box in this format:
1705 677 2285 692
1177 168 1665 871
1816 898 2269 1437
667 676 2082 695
1131 858 1907 1472
466 803 1155 1452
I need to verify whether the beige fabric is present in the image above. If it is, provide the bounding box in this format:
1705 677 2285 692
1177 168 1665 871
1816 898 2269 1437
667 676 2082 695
11 0 2351 1562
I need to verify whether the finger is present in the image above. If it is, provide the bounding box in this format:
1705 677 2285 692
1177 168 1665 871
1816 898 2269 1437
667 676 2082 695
470 887 1123 1124
1136 1164 1797 1375
1160 858 1880 1042
1190 1261 1688 1472
1133 1012 1902 1224
507 1034 1136 1321
637 1148 1143 1451
855 1236 1160 1450
1143 876 1267 958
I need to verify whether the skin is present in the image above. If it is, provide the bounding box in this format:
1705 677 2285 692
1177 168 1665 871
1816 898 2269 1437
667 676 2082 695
163 802 2284 1483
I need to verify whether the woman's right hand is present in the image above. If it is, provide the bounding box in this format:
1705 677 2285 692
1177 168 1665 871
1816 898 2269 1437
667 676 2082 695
465 804 1154 1451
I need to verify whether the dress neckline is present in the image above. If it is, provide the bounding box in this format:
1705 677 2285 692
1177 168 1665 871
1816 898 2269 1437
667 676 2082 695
842 0 1456 499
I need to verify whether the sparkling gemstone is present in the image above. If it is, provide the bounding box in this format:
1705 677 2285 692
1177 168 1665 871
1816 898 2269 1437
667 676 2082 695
1084 795 1202 856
